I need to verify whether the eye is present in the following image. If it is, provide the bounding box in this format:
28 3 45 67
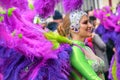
83 20 88 24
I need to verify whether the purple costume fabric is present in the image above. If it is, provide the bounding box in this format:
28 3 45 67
0 44 72 80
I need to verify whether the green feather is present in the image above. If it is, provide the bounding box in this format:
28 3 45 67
51 40 60 49
29 3 34 10
112 59 118 80
18 34 23 38
8 8 16 17
44 32 72 49
0 16 4 22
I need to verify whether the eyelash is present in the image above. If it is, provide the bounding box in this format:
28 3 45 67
83 21 88 24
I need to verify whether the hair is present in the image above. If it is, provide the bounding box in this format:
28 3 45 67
57 14 71 37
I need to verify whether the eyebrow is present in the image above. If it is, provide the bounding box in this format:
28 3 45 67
82 19 88 22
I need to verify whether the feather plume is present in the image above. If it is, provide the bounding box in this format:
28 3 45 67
0 0 28 11
62 0 83 13
34 0 61 18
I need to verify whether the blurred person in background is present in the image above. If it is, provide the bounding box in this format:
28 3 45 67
47 10 63 32
85 10 109 80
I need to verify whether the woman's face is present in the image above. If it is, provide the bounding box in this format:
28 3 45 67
78 15 93 38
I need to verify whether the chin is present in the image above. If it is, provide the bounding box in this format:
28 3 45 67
87 34 92 37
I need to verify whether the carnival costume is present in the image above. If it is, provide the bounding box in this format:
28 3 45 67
0 0 103 80
62 0 104 80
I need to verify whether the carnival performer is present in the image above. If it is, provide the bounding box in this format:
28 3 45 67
57 0 105 80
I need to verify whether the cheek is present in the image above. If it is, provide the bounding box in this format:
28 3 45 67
79 25 87 33
78 27 86 35
79 26 92 37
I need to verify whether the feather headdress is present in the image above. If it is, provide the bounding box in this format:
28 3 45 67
0 0 28 11
62 0 83 13
34 0 61 18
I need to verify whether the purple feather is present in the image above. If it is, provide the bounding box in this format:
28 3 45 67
62 0 83 13
110 32 117 42
0 73 3 80
22 10 37 23
0 9 59 59
116 42 120 80
116 55 120 80
102 17 115 30
102 32 110 43
108 55 115 80
0 7 72 80
0 44 71 80
102 6 113 14
34 0 60 18
94 6 116 31
115 34 120 63
95 24 107 36
111 33 120 80
0 0 28 11
113 16 120 32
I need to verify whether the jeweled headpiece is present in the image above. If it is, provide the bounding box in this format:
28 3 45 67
69 10 87 31
62 0 86 32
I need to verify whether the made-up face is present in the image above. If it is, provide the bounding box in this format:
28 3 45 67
78 15 93 38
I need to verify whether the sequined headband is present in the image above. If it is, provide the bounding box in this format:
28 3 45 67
69 10 87 32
